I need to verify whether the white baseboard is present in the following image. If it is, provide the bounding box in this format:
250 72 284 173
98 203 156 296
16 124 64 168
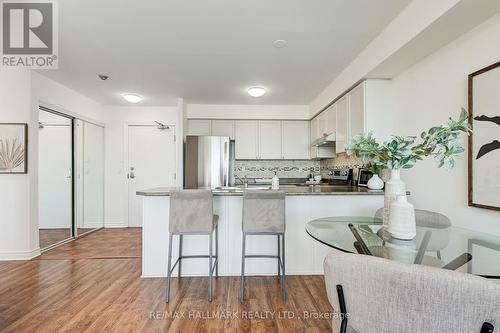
78 222 103 229
0 248 41 261
104 221 128 228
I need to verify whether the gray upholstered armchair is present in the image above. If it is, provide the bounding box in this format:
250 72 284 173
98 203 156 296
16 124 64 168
324 253 500 333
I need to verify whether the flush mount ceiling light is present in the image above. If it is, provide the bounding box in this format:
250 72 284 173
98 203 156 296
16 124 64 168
247 87 266 97
121 93 143 103
273 39 288 48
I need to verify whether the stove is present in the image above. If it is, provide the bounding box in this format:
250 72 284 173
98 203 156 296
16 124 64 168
328 168 353 186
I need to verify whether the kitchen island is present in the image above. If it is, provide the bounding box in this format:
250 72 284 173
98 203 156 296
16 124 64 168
137 186 384 277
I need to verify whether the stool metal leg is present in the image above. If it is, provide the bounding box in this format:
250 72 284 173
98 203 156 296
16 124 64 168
178 235 183 278
166 233 173 303
281 233 286 302
277 234 281 277
208 231 213 302
215 223 219 278
240 233 246 301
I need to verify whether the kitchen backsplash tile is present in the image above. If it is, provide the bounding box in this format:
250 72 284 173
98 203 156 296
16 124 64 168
234 160 320 179
234 154 365 180
320 153 365 178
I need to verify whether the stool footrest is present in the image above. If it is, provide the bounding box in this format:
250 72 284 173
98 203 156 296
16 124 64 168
244 254 279 259
169 256 218 276
179 255 218 259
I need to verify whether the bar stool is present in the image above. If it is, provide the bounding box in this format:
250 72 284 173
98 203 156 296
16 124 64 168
240 191 286 302
166 189 219 303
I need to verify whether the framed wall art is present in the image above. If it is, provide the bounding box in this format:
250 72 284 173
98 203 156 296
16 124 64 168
468 61 500 211
0 123 28 174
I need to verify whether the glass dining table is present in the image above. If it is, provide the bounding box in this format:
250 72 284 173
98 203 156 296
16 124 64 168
306 216 500 278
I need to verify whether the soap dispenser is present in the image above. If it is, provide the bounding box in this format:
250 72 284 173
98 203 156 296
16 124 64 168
271 171 280 190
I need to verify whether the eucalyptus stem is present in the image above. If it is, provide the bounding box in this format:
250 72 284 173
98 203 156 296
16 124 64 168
345 109 471 171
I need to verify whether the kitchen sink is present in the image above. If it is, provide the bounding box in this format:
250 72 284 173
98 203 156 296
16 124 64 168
215 186 272 191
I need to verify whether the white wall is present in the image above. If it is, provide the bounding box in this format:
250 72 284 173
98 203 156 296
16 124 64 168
391 12 500 235
104 105 181 227
309 0 462 116
309 0 500 117
32 73 105 123
186 104 309 120
0 70 39 260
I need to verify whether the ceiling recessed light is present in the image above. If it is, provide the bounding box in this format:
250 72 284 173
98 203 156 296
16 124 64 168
273 39 288 48
122 93 143 103
247 87 266 97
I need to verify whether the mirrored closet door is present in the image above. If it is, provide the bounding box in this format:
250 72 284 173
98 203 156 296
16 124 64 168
39 108 105 251
38 109 74 249
75 120 104 236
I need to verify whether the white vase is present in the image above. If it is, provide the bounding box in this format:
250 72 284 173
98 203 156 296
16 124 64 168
383 169 406 229
367 174 384 190
387 195 416 240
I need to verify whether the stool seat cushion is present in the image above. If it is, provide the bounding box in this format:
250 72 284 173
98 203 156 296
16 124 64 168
170 190 216 234
242 191 285 233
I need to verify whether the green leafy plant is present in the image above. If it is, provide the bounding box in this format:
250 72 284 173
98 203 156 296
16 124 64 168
346 108 471 171
365 163 384 175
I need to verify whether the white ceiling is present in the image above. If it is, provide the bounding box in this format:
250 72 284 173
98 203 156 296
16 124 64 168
37 0 411 106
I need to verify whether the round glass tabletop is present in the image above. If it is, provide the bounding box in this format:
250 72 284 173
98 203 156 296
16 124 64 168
306 216 500 278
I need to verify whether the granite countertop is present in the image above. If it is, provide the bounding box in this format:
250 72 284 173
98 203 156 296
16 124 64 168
136 185 385 196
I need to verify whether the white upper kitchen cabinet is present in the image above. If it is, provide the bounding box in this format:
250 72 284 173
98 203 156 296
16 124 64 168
325 103 337 134
258 121 282 159
187 119 211 136
235 120 259 159
335 95 349 154
364 79 394 142
310 116 320 143
211 120 234 139
317 111 328 138
349 82 365 138
282 121 310 159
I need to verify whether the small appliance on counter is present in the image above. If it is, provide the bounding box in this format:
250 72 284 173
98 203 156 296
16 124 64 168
357 169 374 187
328 168 353 186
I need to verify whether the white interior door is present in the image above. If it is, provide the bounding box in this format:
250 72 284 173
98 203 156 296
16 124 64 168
83 122 104 229
128 125 176 227
39 124 73 229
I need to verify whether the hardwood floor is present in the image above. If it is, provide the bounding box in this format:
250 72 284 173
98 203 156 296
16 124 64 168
39 228 71 249
77 228 96 236
1 228 333 333
40 228 142 260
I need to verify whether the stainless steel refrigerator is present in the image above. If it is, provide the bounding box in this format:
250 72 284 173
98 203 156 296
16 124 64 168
184 136 235 189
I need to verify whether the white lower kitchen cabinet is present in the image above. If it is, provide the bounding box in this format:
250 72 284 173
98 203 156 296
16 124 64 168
282 121 310 159
141 194 383 277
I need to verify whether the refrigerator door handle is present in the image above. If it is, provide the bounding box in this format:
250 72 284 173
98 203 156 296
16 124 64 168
223 140 229 186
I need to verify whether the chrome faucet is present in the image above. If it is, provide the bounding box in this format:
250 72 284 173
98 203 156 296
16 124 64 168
235 174 248 188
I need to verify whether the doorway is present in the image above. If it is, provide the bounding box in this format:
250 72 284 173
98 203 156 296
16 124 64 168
127 124 176 227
